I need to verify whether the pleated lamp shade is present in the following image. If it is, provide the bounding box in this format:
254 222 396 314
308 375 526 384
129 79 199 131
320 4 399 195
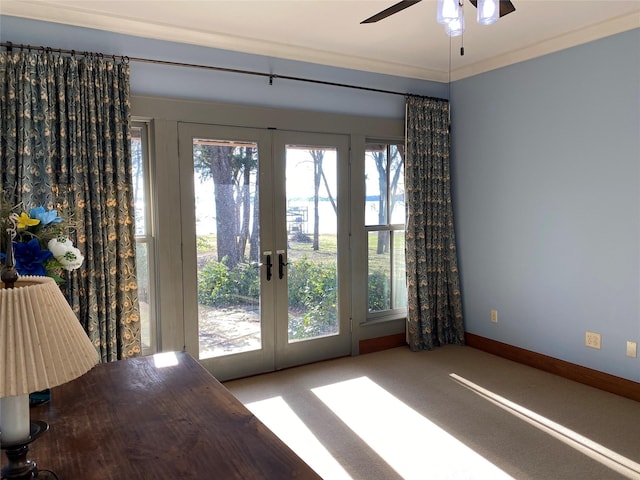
0 276 99 398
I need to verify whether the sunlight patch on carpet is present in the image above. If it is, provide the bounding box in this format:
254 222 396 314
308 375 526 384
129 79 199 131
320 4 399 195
312 376 514 480
450 373 640 479
245 396 352 479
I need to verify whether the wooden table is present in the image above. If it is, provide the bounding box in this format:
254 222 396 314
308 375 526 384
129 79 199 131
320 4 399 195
27 351 321 479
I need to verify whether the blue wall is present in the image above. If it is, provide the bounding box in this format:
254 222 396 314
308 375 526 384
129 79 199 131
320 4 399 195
451 29 640 381
0 15 446 117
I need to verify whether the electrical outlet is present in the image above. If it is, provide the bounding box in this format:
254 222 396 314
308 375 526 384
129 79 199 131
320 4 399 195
585 331 601 350
490 310 498 323
626 341 637 358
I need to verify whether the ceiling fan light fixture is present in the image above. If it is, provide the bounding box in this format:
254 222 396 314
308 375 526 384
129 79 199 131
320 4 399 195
437 0 460 25
477 0 499 25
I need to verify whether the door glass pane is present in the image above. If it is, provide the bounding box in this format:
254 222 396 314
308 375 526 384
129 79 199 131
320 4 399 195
286 145 338 342
193 138 261 359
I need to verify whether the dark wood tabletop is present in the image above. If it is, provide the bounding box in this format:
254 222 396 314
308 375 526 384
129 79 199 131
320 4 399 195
27 351 321 479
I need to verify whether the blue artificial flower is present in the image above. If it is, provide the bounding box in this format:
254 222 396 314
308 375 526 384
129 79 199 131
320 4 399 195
13 238 53 276
29 206 63 226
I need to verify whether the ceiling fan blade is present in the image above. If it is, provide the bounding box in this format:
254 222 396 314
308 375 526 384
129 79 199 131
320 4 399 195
361 0 422 24
499 0 516 17
469 0 516 18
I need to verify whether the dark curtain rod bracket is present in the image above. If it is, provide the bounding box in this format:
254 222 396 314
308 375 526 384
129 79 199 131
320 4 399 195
0 41 445 101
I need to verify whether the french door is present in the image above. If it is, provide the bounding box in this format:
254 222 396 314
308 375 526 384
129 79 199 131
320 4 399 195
178 123 351 380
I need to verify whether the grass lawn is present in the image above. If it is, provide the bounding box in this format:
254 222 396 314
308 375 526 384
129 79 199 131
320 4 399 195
196 232 403 271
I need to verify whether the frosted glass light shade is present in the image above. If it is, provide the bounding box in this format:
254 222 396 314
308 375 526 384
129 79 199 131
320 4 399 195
445 9 465 36
437 0 460 25
0 276 99 399
477 0 500 25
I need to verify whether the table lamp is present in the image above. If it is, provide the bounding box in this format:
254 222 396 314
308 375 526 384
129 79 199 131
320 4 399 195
0 242 99 479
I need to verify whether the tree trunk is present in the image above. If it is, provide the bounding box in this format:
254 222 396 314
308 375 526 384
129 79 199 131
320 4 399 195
389 146 403 225
238 155 251 258
311 150 324 251
374 151 388 254
210 146 240 268
320 169 336 213
249 180 260 262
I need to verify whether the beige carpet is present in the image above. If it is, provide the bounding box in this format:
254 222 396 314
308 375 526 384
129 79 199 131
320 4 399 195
224 345 640 480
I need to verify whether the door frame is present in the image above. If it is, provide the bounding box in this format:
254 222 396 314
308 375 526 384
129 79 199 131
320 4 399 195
179 123 276 379
178 123 352 380
272 130 352 369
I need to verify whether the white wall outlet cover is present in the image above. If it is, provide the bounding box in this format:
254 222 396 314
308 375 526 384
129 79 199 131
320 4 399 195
626 341 637 358
585 331 601 349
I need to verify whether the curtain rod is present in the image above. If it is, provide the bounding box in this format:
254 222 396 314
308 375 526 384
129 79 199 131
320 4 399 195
0 41 445 102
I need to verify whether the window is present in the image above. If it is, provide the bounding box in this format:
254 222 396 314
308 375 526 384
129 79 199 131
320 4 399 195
131 121 157 354
365 142 407 319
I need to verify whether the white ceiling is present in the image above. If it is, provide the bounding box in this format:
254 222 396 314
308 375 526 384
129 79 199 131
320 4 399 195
2 0 640 81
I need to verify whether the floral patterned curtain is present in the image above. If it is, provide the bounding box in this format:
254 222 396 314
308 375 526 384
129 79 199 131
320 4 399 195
0 49 141 362
405 95 465 350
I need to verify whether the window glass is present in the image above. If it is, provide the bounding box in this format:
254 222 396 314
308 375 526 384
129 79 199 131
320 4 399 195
368 231 391 312
131 123 157 354
365 143 388 225
365 142 407 316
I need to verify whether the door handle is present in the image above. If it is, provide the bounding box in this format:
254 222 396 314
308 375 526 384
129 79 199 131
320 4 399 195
278 253 287 280
265 254 272 281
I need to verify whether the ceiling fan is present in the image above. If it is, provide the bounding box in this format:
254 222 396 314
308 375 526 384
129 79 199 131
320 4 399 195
361 0 515 25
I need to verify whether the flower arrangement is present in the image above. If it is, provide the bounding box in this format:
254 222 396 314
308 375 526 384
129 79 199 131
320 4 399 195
1 198 84 282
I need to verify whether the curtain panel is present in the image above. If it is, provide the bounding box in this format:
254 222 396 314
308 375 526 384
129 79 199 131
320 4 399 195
405 95 465 350
0 50 141 362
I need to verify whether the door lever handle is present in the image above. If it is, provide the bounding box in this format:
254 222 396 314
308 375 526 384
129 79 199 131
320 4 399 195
265 254 272 281
278 253 287 280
